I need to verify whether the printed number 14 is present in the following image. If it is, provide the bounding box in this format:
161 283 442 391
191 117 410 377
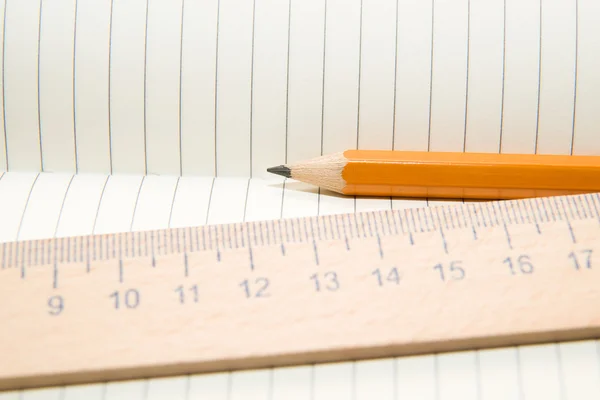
372 267 400 286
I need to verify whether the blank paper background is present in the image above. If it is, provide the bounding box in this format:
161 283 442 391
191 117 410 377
0 0 597 175
1 0 600 398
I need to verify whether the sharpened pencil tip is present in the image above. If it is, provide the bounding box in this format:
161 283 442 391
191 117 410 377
267 165 292 179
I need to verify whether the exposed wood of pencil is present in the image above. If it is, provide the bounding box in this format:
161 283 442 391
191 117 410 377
267 150 600 199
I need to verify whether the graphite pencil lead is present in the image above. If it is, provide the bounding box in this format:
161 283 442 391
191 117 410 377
266 165 292 179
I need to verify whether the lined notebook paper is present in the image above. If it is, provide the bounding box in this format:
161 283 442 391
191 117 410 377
1 0 599 398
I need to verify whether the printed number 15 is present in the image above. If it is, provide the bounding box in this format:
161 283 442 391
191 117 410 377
433 261 464 281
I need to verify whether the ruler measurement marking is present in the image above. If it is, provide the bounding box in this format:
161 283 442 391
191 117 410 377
548 197 560 222
192 227 199 253
568 196 582 219
227 223 233 249
575 196 588 219
417 208 428 231
387 210 397 235
373 211 383 236
583 195 598 223
254 221 260 247
545 197 557 222
503 223 513 249
504 201 513 224
321 215 328 241
264 221 270 245
171 228 176 254
593 193 600 223
348 213 357 239
435 209 449 254
405 208 414 232
454 205 463 229
558 198 577 243
446 206 456 229
5 193 600 271
248 228 254 271
288 218 296 243
490 202 501 226
53 262 58 289
20 242 25 279
515 201 526 224
67 237 72 263
3 195 600 392
381 210 390 234
312 240 319 265
7 241 12 268
26 240 32 270
340 215 350 250
462 205 478 240
218 224 225 250
184 253 189 277
85 237 89 271
357 213 366 237
182 230 188 278
119 259 124 283
279 220 286 255
365 212 373 237
475 203 487 227
151 232 156 266
526 198 542 234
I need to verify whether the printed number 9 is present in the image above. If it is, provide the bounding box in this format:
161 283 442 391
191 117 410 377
48 295 63 316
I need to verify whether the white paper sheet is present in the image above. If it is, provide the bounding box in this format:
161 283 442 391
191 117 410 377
0 0 599 397
0 0 597 175
0 173 597 399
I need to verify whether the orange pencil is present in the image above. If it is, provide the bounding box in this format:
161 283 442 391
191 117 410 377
267 150 600 200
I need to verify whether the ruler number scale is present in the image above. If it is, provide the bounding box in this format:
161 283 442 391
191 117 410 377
0 193 600 391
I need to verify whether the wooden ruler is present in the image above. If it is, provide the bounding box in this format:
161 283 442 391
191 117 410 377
1 193 600 392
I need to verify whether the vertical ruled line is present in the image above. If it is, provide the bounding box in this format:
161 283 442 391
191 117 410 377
37 0 44 170
534 0 542 154
355 0 363 149
129 176 145 232
177 0 185 175
391 0 399 151
213 0 221 175
107 0 115 174
15 173 40 240
570 0 579 155
498 0 507 152
53 176 75 238
462 0 471 151
1 0 8 170
249 0 256 177
72 0 79 172
319 0 328 156
167 176 181 228
91 175 110 234
426 0 435 151
142 0 149 174
283 0 291 163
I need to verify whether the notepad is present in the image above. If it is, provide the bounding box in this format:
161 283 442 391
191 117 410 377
0 0 599 398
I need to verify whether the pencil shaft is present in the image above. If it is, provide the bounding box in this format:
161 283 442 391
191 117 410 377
340 150 600 199
271 150 600 199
